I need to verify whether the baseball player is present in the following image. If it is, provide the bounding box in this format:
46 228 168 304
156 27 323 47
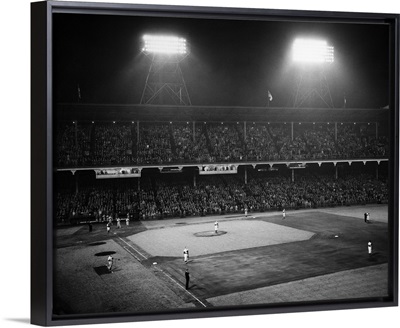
106 221 111 234
282 209 286 220
368 240 372 255
244 207 248 217
126 213 130 226
107 255 114 273
183 247 189 263
116 216 121 229
214 221 219 234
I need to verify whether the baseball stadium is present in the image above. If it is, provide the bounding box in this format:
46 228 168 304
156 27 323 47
51 10 395 320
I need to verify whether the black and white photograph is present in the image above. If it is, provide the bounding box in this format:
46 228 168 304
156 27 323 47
46 1 398 321
21 0 400 327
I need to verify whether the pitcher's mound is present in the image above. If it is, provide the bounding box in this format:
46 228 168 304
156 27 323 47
194 231 227 237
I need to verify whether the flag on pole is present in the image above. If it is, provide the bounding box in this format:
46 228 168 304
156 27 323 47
268 90 273 102
77 84 82 101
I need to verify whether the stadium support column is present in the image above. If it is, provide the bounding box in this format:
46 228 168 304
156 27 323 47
131 123 136 157
75 171 79 194
292 169 295 182
376 122 378 138
291 122 294 141
244 167 247 185
137 121 140 145
193 173 197 187
335 164 338 180
74 122 78 146
335 122 337 141
193 121 195 142
244 122 247 140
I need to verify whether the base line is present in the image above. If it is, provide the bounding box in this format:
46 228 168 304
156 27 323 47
158 268 207 308
118 237 148 260
118 237 206 307
123 246 142 262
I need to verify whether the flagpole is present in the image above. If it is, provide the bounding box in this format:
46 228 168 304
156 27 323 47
77 84 81 103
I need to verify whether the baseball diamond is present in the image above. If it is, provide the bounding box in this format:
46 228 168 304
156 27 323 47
53 204 389 316
130 220 315 257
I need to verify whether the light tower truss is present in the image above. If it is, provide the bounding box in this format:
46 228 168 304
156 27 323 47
292 68 334 108
140 35 191 106
291 38 335 108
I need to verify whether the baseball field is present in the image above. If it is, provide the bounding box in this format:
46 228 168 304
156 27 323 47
53 204 390 317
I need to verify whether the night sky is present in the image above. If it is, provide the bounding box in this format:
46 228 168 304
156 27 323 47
53 11 390 108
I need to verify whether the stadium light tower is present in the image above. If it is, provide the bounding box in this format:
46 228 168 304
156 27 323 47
291 38 335 108
140 34 192 106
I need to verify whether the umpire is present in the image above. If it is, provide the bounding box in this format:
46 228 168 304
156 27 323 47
185 269 190 290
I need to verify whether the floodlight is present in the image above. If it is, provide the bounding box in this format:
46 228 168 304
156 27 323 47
142 34 187 55
292 38 334 63
140 33 191 105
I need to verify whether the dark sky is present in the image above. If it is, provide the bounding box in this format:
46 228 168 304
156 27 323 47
53 12 390 108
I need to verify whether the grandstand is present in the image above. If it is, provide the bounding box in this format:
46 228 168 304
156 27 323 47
55 105 389 225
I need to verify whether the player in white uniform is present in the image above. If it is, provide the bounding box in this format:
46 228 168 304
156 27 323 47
214 221 219 234
368 240 372 255
282 209 286 220
107 255 114 273
183 247 189 263
126 213 130 226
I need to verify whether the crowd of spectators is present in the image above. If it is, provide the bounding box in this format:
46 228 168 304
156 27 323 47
55 168 388 224
137 123 173 164
56 122 92 167
336 124 388 159
301 124 336 159
172 123 212 163
92 123 134 166
207 123 245 162
56 121 389 168
56 180 116 223
245 124 276 161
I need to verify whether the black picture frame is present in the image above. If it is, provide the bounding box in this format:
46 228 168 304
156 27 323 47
31 0 399 326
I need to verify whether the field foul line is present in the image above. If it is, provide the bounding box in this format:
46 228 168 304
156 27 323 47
158 269 207 308
117 237 148 260
123 246 142 262
117 238 206 307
